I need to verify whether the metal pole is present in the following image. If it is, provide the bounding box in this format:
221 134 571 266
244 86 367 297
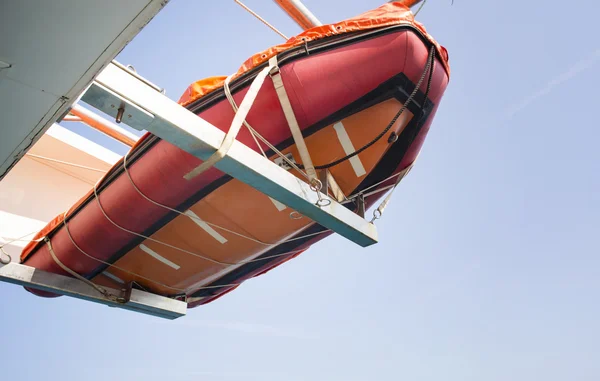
69 104 139 147
273 0 322 30
395 0 425 8
274 1 425 31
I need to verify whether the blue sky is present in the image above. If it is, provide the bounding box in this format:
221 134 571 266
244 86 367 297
3 1 600 380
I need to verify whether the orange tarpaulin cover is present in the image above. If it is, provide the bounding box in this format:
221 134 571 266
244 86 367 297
177 1 450 107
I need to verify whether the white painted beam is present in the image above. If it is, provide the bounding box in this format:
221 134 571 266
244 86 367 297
82 62 378 247
0 262 186 320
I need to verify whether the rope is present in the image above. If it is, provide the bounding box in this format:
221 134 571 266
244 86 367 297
222 71 310 181
0 231 44 246
184 64 274 180
295 45 436 171
2 205 322 300
360 184 396 199
62 210 310 293
414 0 427 16
223 56 329 207
122 150 328 247
93 181 239 266
0 232 46 265
44 237 126 303
341 179 403 207
62 213 187 292
93 161 330 261
4 224 306 300
370 46 436 223
234 0 289 40
25 154 108 173
370 164 414 222
344 170 408 203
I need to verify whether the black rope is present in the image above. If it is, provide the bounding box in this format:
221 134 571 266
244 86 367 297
296 45 436 171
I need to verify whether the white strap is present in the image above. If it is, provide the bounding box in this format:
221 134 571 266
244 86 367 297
223 76 289 212
184 63 273 180
268 56 318 183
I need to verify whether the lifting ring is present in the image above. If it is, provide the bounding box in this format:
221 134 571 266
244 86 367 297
0 249 12 265
371 209 382 223
290 211 303 220
316 198 331 207
309 178 331 207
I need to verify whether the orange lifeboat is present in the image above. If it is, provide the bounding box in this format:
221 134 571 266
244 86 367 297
20 1 450 308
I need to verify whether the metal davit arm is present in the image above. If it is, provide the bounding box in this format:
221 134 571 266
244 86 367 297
273 0 426 31
273 0 322 29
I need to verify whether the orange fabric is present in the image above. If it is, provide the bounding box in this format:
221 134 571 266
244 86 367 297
177 1 450 107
